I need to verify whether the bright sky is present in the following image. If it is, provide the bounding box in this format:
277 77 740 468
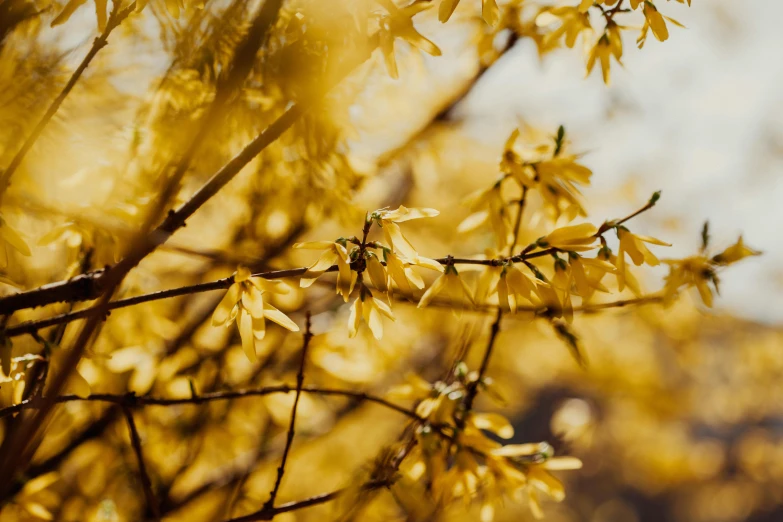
454 0 783 324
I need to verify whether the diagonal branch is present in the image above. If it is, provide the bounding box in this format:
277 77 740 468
225 479 393 522
0 1 138 199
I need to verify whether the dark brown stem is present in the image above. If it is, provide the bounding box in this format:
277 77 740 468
225 479 393 522
263 313 312 510
2 253 562 338
461 308 502 421
461 183 529 424
0 386 421 421
122 406 160 521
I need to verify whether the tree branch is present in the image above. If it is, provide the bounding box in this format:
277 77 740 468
225 479 393 522
263 313 312 510
0 250 564 338
0 386 421 421
122 406 161 521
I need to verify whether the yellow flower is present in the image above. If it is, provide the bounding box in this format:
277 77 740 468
386 373 435 402
377 1 442 79
212 267 299 361
474 254 504 305
294 240 356 302
536 6 592 53
466 412 515 440
550 259 574 322
569 254 614 302
365 252 389 293
536 154 593 219
538 223 598 251
586 34 614 85
439 0 500 27
492 442 582 519
588 21 625 86
617 227 671 267
374 205 439 261
637 1 686 49
384 250 443 297
534 280 564 318
536 156 593 190
606 251 642 296
434 448 482 505
643 1 668 42
0 215 30 268
385 251 422 294
418 266 474 308
457 184 513 250
663 235 758 307
712 236 761 265
499 129 534 181
387 374 460 425
495 266 539 312
613 226 670 295
663 255 717 307
38 220 120 267
348 289 395 340
502 126 592 219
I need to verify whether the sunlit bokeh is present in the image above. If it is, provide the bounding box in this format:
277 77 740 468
0 0 780 521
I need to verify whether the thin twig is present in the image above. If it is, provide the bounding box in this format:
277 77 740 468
0 386 420 421
461 183 529 423
122 406 161 521
1 251 558 337
263 313 312 510
225 479 393 522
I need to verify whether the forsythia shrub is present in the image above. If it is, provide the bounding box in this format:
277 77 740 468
0 0 768 521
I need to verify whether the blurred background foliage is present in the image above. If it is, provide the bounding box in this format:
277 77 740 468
0 0 780 521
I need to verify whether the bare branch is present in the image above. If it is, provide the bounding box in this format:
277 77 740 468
225 479 393 522
263 313 312 510
122 406 161 521
0 386 421 422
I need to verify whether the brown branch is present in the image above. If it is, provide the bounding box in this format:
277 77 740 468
2 263 664 340
1 252 560 338
0 386 420 421
225 479 393 522
461 183 529 423
122 406 161 521
0 1 137 198
263 313 312 510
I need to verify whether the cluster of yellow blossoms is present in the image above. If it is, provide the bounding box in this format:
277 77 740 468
45 0 695 92
208 124 757 519
535 0 692 84
295 206 445 339
389 369 582 519
212 267 300 361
